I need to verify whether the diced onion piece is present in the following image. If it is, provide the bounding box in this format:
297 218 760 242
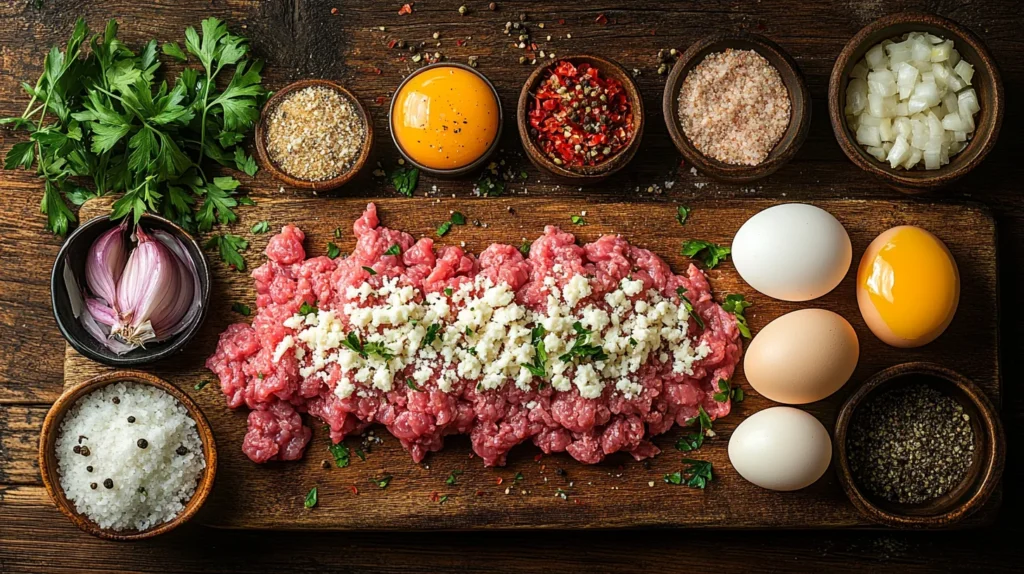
887 135 911 168
958 88 980 115
923 144 942 170
879 117 894 142
850 62 869 80
954 60 974 86
942 91 959 115
941 112 963 132
857 124 882 147
903 147 923 169
866 146 887 161
895 62 919 99
953 130 967 143
866 44 887 69
868 93 897 118
886 40 912 64
846 78 868 115
867 69 898 96
931 40 953 62
911 38 932 62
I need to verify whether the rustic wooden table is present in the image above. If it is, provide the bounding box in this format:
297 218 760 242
0 0 1020 571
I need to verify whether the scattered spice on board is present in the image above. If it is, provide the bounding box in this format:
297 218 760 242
528 61 635 169
265 86 366 181
677 49 790 166
847 382 975 504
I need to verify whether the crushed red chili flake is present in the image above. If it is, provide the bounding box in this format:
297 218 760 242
558 18 566 25
475 490 486 496
349 485 359 495
456 38 466 47
496 477 504 485
595 13 608 25
534 453 544 462
429 491 440 502
388 38 398 49
398 3 413 15
375 96 386 105
527 61 635 169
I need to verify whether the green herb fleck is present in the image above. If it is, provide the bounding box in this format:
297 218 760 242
299 302 318 316
570 214 586 225
304 486 318 508
519 240 531 257
384 244 401 256
450 211 466 225
354 447 366 461
444 287 454 297
329 442 351 468
513 472 524 482
406 377 421 391
436 220 453 237
713 379 743 403
362 265 376 275
231 302 251 316
722 294 752 339
676 205 691 225
423 323 441 347
686 405 713 432
325 242 341 259
558 321 608 363
194 380 211 391
438 494 450 504
250 220 270 234
477 173 504 196
333 226 343 238
204 234 249 271
675 431 704 452
675 287 704 330
371 475 393 489
520 325 548 378
445 470 463 486
390 166 419 197
681 240 731 269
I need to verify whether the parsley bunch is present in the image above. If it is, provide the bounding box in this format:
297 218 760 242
2 18 265 236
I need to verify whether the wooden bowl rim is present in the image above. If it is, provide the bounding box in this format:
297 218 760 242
38 370 218 541
826 11 1005 193
833 362 1005 528
516 54 645 183
388 62 504 178
49 212 211 367
662 33 811 183
254 79 374 191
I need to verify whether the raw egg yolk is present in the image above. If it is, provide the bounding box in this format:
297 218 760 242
392 66 499 170
857 226 959 348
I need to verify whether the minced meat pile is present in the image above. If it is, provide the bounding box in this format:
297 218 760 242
207 204 742 466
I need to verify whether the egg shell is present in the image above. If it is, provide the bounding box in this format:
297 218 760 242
731 204 852 302
728 406 833 491
744 309 859 404
857 226 960 348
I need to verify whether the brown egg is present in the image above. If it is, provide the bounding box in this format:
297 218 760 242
743 309 860 404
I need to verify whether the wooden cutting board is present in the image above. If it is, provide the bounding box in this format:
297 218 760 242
65 196 1000 529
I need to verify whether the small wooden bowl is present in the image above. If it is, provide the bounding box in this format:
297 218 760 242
663 33 810 183
517 55 644 184
389 63 504 178
834 363 1004 528
828 12 1004 193
39 371 218 541
255 79 373 192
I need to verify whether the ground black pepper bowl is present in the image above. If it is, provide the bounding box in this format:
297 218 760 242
39 370 217 541
663 33 810 183
828 12 1004 193
389 63 503 178
833 362 1004 528
50 213 211 367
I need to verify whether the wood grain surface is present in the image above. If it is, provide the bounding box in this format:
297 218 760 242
3 0 1024 571
63 196 999 530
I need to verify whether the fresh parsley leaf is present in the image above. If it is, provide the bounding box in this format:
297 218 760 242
354 447 366 461
4 141 35 170
329 442 351 468
663 471 683 485
519 240 531 257
476 173 504 196
231 302 251 316
438 494 450 504
161 41 188 61
333 226 343 238
361 265 376 275
732 387 745 402
299 302 318 315
423 323 441 347
204 233 248 271
675 287 704 330
558 321 607 362
233 146 258 176
341 332 392 360
686 405 713 432
681 459 713 489
328 242 342 259
570 214 586 225
520 325 548 378
450 211 466 225
436 220 452 237
722 294 752 339
304 486 318 508
390 166 419 197
371 475 393 489
250 220 270 234
675 431 704 452
384 244 401 256
676 205 691 225
444 287 453 297
445 470 463 486
194 379 211 391
406 378 421 391
681 240 731 269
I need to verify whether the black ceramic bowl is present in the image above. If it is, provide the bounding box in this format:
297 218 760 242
50 213 211 367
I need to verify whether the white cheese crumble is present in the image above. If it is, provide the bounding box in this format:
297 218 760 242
283 273 710 400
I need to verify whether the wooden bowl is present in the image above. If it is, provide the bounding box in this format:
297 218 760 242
389 63 503 178
517 55 644 184
50 213 211 367
828 12 1004 193
38 371 217 541
663 33 810 183
255 79 373 191
833 362 1004 528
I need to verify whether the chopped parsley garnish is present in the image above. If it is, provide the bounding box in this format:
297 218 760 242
676 205 691 225
250 220 270 234
520 325 548 377
327 242 341 259
476 173 505 196
466 346 477 356
675 431 704 452
513 472 524 482
333 226 343 239
444 287 454 297
406 377 421 391
686 405 713 432
299 302 318 316
204 234 249 271
436 220 453 237
675 287 704 330
329 442 351 468
362 265 377 275
570 214 586 225
371 475 393 489
465 326 474 336
555 488 569 500
384 244 401 256
681 240 731 269
519 240 531 257
438 494 450 504
304 486 318 508
231 302 251 316
713 379 744 403
451 211 466 225
390 166 419 197
257 372 265 380
445 470 463 486
664 459 713 489
423 323 441 347
354 447 366 461
194 380 211 391
722 293 752 339
341 332 393 360
558 322 608 362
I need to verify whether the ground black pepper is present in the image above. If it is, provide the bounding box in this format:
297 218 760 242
847 382 974 504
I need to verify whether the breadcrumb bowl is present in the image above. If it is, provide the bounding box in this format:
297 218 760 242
663 33 810 183
828 12 1004 193
39 371 217 541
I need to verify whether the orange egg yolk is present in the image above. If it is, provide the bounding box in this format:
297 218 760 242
858 226 959 342
392 66 499 170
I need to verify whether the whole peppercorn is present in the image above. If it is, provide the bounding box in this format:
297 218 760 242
86 466 93 473
73 445 81 454
103 478 114 489
137 438 148 449
489 2 497 10
112 397 120 405
90 483 98 490
176 445 189 456
79 446 91 457
127 416 136 423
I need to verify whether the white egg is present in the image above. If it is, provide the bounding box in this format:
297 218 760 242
731 204 852 301
728 407 833 491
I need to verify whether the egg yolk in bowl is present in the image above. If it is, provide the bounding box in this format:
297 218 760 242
856 225 960 348
391 66 500 170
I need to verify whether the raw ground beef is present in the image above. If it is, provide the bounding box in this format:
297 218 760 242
207 203 742 465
